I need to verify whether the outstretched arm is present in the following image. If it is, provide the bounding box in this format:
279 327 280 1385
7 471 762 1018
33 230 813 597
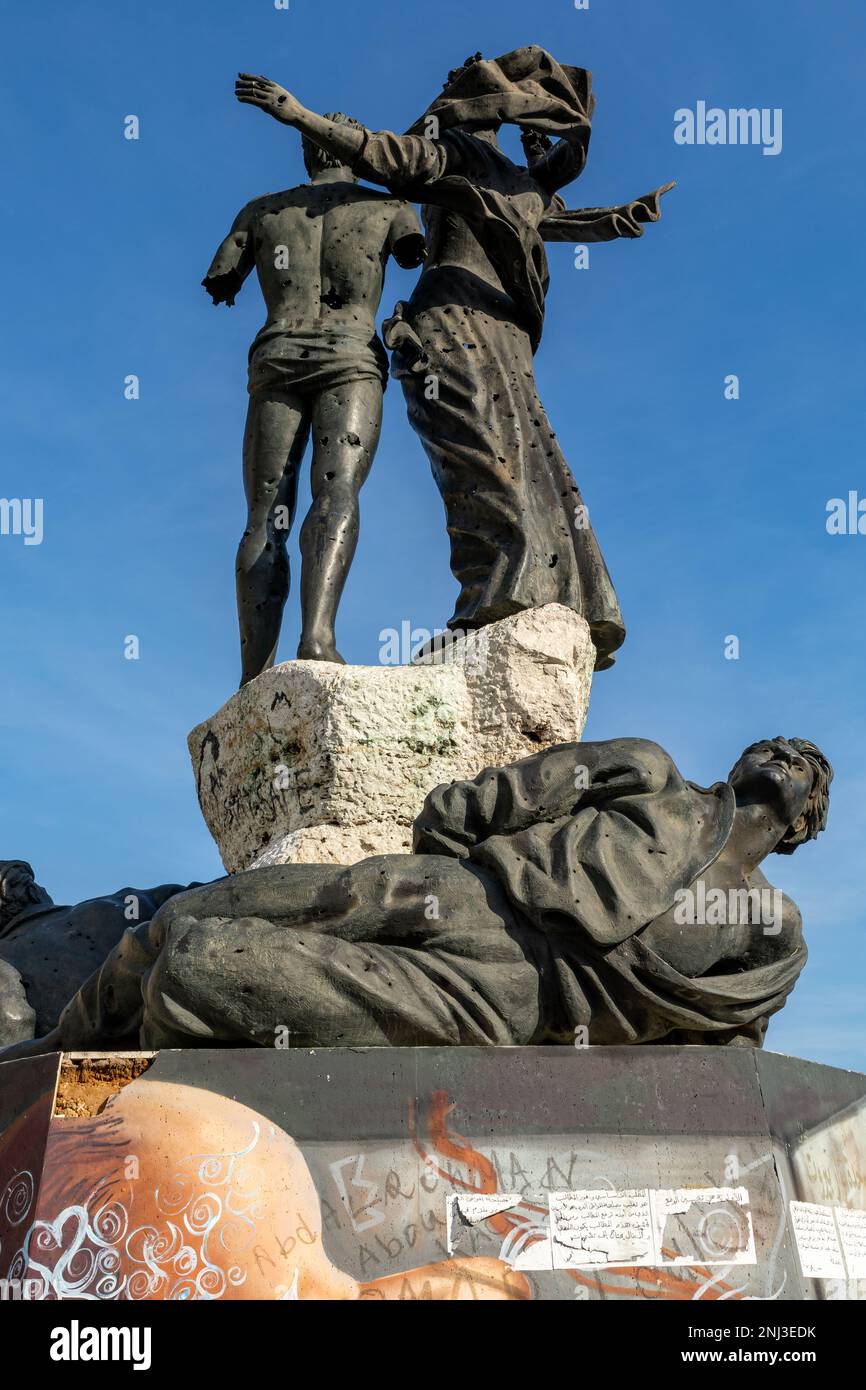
540 182 675 243
235 73 451 191
236 73 367 164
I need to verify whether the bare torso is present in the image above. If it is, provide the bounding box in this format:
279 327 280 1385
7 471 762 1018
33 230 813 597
246 183 411 338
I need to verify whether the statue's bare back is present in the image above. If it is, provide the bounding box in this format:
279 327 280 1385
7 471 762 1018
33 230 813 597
246 183 415 337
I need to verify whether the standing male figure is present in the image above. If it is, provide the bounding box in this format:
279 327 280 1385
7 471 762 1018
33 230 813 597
203 114 426 681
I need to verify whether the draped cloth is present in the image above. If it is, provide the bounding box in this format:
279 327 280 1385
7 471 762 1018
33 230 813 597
246 324 389 397
391 45 671 351
415 739 806 1044
405 47 598 139
349 47 671 666
20 740 807 1055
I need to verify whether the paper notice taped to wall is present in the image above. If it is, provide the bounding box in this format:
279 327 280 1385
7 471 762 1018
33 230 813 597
651 1186 756 1267
443 1184 759 1272
835 1206 866 1278
446 1192 524 1257
549 1188 654 1269
790 1200 866 1280
789 1201 847 1279
548 1186 755 1271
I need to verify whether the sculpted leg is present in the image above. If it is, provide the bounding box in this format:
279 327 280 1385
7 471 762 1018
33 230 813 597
297 379 383 662
236 390 309 685
137 857 539 1049
0 858 541 1054
140 910 537 1050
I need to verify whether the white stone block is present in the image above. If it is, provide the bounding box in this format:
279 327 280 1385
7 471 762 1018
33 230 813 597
188 604 595 871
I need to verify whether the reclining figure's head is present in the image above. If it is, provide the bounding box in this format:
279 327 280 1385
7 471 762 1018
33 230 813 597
728 737 833 855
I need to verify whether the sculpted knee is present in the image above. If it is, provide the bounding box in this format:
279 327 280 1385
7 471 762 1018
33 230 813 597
142 914 225 1043
147 911 212 994
236 525 269 565
143 914 275 1046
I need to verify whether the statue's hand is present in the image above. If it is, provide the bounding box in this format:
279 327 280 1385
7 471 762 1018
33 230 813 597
235 73 302 126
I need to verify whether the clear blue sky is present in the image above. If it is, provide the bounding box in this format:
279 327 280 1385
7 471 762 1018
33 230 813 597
1 0 863 1068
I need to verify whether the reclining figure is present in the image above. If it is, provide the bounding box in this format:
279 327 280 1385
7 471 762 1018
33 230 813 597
0 735 831 1056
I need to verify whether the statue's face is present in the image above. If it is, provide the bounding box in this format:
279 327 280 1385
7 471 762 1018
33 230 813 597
729 738 814 825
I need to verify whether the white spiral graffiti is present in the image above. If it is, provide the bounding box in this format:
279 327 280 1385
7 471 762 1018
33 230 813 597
10 1123 263 1300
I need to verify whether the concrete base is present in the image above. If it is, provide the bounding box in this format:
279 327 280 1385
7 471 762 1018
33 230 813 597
1 1047 864 1300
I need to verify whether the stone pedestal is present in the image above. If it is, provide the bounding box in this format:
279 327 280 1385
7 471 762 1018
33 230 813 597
188 604 595 872
2 1046 865 1300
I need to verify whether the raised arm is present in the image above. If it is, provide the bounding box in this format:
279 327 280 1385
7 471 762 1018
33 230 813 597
236 73 366 162
235 73 451 192
202 205 256 306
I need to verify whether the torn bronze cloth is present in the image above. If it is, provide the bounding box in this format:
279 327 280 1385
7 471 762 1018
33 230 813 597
36 740 805 1053
349 51 667 666
395 47 667 350
247 323 390 397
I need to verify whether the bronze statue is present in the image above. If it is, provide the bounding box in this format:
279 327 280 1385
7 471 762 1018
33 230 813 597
0 736 831 1057
236 50 672 670
0 862 194 1043
203 116 425 681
